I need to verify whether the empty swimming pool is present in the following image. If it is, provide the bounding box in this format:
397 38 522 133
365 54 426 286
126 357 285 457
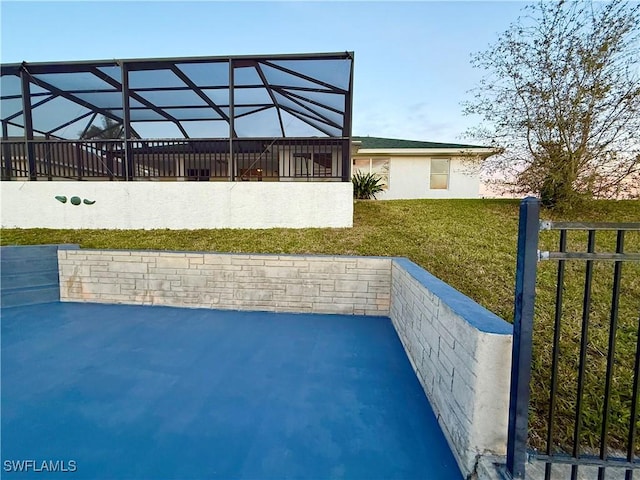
1 302 462 479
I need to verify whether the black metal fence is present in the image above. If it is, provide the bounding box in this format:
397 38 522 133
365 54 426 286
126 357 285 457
506 197 640 479
1 137 350 181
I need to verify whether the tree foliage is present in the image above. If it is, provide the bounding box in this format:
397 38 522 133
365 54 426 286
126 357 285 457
464 0 640 207
80 116 124 140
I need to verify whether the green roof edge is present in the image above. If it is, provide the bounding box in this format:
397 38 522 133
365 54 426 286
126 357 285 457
352 136 490 150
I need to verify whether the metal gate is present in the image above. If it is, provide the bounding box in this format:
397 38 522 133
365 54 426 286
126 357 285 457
505 197 640 479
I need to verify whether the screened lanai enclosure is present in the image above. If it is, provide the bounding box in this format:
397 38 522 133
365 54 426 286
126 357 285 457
1 53 354 182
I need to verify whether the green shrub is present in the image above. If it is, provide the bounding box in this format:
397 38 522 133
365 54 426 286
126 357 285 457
352 171 385 199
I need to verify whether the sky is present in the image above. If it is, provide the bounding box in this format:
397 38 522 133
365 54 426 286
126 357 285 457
0 1 527 144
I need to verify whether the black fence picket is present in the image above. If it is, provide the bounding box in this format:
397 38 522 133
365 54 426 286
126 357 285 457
506 198 640 479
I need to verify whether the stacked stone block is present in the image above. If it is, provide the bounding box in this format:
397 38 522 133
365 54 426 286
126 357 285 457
58 250 391 316
390 258 513 476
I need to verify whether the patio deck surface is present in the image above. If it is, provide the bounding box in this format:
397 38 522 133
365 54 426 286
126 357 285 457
1 302 462 479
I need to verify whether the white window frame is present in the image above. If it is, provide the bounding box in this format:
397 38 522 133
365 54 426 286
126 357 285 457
352 157 389 189
429 158 450 190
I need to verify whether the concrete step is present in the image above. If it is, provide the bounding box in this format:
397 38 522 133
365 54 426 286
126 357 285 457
1 270 60 290
1 256 59 275
0 245 69 308
1 284 60 308
0 245 61 260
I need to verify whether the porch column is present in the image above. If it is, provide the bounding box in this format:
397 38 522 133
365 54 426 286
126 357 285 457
121 62 134 180
229 58 235 181
341 53 355 182
75 142 83 180
2 121 11 180
20 66 36 181
106 150 114 181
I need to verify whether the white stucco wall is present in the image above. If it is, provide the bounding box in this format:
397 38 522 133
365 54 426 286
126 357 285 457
0 181 353 229
373 156 481 200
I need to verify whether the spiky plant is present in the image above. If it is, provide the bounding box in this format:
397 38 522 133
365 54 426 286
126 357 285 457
352 171 385 199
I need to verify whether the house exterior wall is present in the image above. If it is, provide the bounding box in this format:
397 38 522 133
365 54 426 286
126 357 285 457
378 156 480 200
0 181 353 229
352 154 482 200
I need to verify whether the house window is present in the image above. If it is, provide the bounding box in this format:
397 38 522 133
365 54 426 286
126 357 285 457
186 168 210 181
430 159 449 189
294 152 332 177
352 158 389 188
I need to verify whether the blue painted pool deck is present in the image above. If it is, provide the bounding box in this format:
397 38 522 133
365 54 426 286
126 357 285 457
2 302 462 479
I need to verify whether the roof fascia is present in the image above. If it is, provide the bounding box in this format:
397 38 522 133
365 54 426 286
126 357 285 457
353 147 496 156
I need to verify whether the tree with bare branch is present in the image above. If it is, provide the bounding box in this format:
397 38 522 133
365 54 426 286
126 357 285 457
464 0 640 207
80 116 124 140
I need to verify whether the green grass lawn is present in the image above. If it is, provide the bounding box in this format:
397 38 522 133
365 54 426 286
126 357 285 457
2 198 639 453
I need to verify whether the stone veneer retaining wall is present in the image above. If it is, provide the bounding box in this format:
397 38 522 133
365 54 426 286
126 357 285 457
57 248 513 478
58 250 391 316
390 258 513 477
